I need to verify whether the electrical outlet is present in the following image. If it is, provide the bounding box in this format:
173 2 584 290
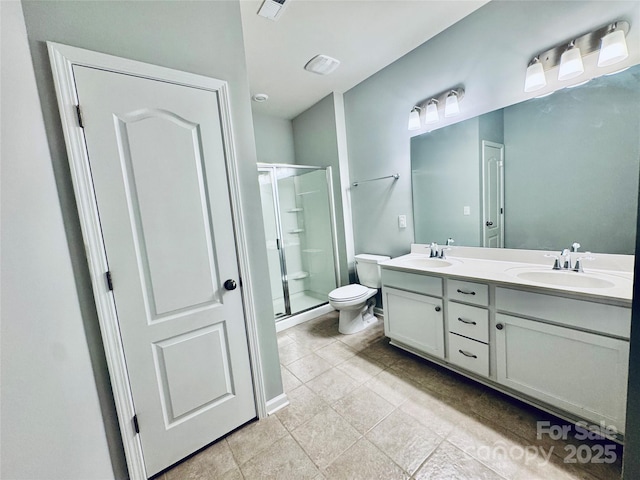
463 206 471 216
398 215 407 228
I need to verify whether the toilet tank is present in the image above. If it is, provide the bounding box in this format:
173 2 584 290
355 254 391 288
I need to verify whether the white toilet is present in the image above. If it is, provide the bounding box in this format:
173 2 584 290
328 254 390 334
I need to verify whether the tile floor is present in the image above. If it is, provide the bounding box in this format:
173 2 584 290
159 312 623 480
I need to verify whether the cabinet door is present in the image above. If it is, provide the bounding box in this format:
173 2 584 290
383 287 444 359
496 314 628 433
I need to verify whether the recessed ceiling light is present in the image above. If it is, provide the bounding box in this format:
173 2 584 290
252 93 269 102
304 55 341 75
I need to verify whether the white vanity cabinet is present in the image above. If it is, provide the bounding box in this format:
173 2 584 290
380 246 633 441
382 270 445 359
494 287 630 433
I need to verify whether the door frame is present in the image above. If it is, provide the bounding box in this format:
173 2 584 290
257 163 342 320
481 140 505 248
47 42 267 479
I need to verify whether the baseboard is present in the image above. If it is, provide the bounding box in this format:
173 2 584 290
265 393 289 415
275 304 335 332
374 306 384 317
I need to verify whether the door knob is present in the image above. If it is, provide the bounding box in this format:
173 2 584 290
224 279 237 291
496 323 504 330
486 221 494 226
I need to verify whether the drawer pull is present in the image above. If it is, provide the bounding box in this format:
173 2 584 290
496 323 504 330
456 289 476 295
457 317 477 326
435 306 441 312
459 349 478 359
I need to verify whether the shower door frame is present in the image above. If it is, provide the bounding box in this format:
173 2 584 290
258 163 341 319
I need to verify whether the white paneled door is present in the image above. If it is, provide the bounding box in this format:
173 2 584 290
482 141 504 248
73 66 256 476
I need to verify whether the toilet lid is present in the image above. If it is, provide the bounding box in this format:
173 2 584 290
329 284 370 302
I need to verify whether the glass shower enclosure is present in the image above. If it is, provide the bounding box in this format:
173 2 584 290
258 164 339 321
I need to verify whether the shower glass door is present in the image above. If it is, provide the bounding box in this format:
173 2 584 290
258 164 339 320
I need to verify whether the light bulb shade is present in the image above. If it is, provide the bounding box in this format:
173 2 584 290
408 108 421 130
558 46 584 81
598 29 628 67
444 92 460 117
524 60 546 92
425 101 439 124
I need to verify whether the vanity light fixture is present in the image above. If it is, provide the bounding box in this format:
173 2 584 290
558 41 584 81
598 23 629 67
425 99 439 124
408 106 422 130
444 91 460 117
523 20 630 92
524 56 547 92
407 87 464 130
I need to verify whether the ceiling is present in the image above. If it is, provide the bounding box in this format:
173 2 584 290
239 0 490 119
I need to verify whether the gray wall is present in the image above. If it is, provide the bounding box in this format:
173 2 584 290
412 117 482 246
343 1 640 259
1 2 117 478
411 110 504 247
253 112 296 164
7 1 283 477
504 71 640 254
293 94 350 284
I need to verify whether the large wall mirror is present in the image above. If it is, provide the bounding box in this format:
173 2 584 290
411 64 640 255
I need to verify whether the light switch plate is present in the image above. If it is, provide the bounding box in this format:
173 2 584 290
463 206 471 216
398 215 407 228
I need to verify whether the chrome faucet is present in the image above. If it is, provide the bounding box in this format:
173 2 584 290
429 242 439 258
547 244 589 271
446 238 455 246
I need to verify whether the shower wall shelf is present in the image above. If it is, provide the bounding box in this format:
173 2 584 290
302 249 323 254
288 272 309 281
287 208 303 212
288 229 305 234
267 240 301 250
296 190 319 196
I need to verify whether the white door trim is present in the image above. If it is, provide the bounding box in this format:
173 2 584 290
47 42 267 479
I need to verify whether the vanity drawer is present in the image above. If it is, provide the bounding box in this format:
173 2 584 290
447 301 489 343
381 269 442 297
447 279 489 306
448 332 489 377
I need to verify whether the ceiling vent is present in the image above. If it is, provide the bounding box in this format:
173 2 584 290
304 55 341 75
257 0 288 21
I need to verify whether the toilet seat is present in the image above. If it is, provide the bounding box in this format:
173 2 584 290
329 284 370 302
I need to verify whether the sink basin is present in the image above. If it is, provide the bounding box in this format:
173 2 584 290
513 270 615 289
398 257 457 269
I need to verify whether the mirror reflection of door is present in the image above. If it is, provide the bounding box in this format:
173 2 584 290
482 141 505 248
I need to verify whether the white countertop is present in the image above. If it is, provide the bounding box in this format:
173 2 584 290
380 246 634 306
